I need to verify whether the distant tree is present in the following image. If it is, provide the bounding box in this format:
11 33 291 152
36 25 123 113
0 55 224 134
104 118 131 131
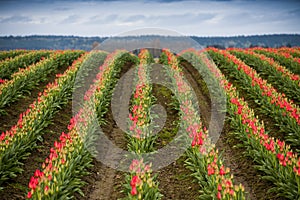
207 44 225 49
249 44 268 48
249 44 259 48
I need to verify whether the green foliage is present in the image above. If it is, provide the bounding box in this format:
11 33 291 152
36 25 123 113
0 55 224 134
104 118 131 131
0 50 52 80
0 51 85 189
0 50 84 114
208 49 300 199
254 49 300 75
230 50 300 105
208 50 300 150
0 50 29 61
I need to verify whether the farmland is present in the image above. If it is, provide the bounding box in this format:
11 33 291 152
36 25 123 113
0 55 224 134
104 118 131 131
0 47 299 200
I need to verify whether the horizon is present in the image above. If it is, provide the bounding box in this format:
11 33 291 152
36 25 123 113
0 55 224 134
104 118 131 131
0 0 299 37
1 33 300 38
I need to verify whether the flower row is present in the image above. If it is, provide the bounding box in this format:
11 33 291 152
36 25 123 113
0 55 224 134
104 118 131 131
199 49 300 199
26 50 139 199
127 49 155 152
228 48 300 105
0 51 86 189
277 47 300 58
0 50 52 80
207 48 300 149
125 159 161 200
0 50 84 114
249 47 300 75
264 47 300 62
0 49 29 61
125 49 162 199
162 49 245 200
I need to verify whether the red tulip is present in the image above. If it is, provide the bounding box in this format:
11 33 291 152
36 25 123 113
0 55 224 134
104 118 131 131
277 153 284 161
28 177 38 190
219 166 225 176
218 184 222 191
44 185 49 192
34 169 44 178
0 79 6 84
130 175 141 187
131 186 137 195
217 191 221 199
27 191 32 199
207 164 215 175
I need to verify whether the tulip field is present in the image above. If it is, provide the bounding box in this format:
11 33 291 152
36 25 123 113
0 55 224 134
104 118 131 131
0 47 299 199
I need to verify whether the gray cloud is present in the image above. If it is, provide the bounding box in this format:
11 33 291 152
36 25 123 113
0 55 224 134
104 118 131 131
196 13 216 21
150 13 216 26
105 14 119 22
288 8 300 16
0 15 33 23
88 14 119 24
81 12 216 28
53 7 72 11
122 15 146 23
0 0 299 36
60 14 81 24
219 12 255 25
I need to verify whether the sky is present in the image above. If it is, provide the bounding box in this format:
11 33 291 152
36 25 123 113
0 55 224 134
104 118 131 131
0 0 299 37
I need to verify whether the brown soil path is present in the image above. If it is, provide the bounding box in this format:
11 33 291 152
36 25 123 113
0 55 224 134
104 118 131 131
78 62 134 200
207 56 282 200
180 59 264 199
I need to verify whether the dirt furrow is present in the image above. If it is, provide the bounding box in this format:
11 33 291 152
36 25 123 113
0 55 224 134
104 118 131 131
78 62 134 200
207 57 281 200
180 59 262 199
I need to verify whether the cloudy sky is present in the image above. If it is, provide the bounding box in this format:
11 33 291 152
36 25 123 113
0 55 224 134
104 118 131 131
0 0 299 37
